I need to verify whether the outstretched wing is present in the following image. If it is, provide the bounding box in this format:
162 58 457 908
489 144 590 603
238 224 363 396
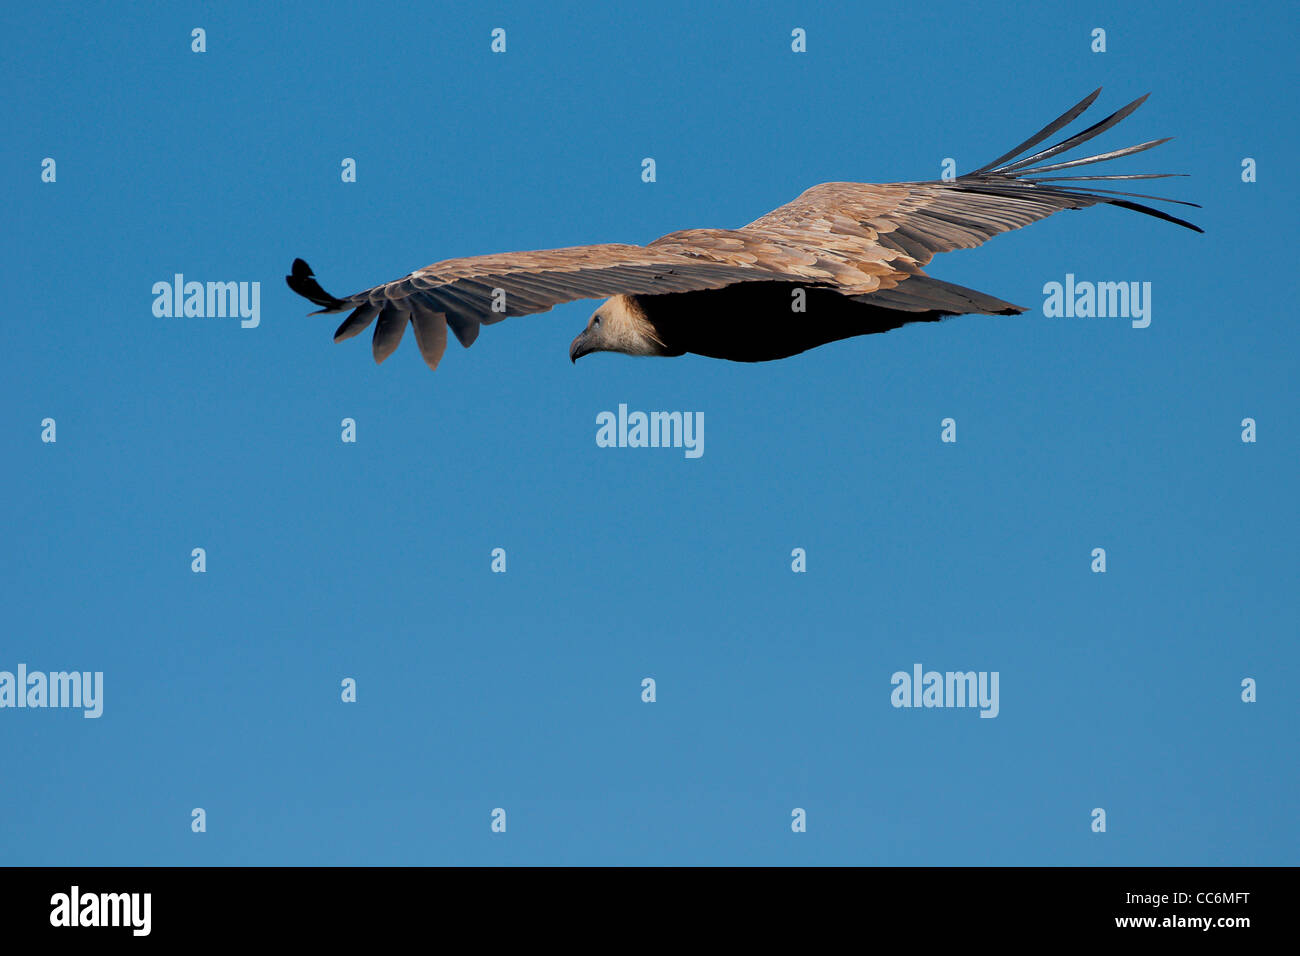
743 89 1201 311
287 244 805 370
291 90 1200 369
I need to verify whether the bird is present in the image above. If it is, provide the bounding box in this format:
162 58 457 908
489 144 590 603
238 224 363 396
287 89 1200 373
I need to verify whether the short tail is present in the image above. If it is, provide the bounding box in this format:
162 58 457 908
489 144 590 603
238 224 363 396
856 273 1026 316
958 89 1203 233
286 258 349 312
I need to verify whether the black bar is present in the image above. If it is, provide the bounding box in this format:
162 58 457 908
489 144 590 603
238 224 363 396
0 866 1283 941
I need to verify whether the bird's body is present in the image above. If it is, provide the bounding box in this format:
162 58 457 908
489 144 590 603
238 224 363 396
288 90 1200 372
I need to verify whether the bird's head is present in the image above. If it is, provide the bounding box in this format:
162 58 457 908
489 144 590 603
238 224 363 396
570 295 671 362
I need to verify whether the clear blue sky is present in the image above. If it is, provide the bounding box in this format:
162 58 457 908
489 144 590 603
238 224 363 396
3 0 1296 865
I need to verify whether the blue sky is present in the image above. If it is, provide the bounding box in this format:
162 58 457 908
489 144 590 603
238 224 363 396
2 0 1296 865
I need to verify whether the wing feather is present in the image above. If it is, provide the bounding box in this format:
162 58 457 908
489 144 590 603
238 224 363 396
288 245 811 364
409 307 449 370
332 302 380 343
371 306 408 364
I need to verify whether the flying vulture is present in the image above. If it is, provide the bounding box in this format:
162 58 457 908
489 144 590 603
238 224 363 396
287 90 1200 371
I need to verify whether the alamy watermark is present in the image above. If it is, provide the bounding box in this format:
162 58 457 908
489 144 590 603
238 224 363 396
152 274 260 328
1042 274 1152 328
596 404 703 459
0 664 103 717
50 886 150 936
890 663 999 718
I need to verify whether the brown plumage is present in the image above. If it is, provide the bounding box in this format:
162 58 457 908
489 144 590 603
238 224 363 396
287 90 1200 372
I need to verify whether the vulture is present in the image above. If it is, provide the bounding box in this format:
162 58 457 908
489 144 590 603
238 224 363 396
287 90 1200 371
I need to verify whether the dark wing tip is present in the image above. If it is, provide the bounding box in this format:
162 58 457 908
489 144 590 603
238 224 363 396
286 258 347 311
1107 199 1204 232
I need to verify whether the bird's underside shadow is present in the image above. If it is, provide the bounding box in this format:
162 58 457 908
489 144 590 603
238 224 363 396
633 281 1024 363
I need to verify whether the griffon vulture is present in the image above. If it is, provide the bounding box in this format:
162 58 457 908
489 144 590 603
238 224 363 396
287 90 1200 371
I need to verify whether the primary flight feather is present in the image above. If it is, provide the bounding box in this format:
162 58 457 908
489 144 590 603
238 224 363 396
287 90 1201 371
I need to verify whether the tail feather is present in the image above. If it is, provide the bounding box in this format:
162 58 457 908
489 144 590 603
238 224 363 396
856 274 1026 316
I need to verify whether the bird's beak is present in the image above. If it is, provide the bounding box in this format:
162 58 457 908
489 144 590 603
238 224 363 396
569 331 591 363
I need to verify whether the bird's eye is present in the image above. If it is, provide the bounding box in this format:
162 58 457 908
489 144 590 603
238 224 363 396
592 316 601 327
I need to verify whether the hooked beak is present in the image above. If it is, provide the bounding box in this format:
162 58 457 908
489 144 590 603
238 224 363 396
569 330 592 363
